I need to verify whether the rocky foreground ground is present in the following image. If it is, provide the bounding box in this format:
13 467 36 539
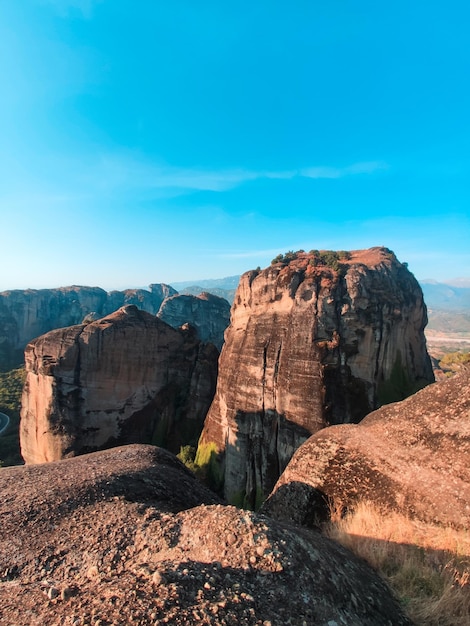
0 445 411 626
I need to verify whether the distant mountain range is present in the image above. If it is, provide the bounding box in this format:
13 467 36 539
419 280 470 311
170 275 470 313
170 276 240 304
171 276 241 291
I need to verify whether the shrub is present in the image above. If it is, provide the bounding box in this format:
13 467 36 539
0 367 25 414
270 250 305 265
177 445 197 469
439 351 470 375
0 367 25 467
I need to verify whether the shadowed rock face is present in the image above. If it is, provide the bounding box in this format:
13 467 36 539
262 366 470 530
20 306 218 464
198 247 434 505
157 292 231 350
0 444 411 626
0 284 177 371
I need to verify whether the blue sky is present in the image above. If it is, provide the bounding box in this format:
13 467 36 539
1 0 469 290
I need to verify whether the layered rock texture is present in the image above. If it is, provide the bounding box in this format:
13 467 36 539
0 444 411 626
198 247 434 505
263 366 470 529
20 306 219 464
0 284 177 371
157 292 231 350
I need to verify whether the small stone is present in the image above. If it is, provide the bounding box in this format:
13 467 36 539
249 555 257 565
47 586 59 600
225 533 236 546
87 565 99 579
61 586 73 601
203 581 211 590
152 571 165 585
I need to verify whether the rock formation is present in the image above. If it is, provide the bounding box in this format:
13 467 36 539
0 444 412 626
262 366 470 530
105 283 177 318
20 306 219 464
157 292 231 350
0 283 177 371
198 247 434 505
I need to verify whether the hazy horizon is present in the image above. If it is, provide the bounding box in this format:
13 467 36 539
2 269 470 294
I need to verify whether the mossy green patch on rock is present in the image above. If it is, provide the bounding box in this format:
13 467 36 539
378 352 428 406
195 441 224 493
229 486 266 511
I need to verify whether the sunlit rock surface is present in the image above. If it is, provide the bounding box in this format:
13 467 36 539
198 247 433 504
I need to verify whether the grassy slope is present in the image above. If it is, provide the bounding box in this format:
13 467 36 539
326 501 470 626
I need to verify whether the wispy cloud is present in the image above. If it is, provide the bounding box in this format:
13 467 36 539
300 161 388 179
91 155 389 194
95 157 260 192
3 151 388 204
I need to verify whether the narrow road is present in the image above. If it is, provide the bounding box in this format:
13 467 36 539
0 412 10 436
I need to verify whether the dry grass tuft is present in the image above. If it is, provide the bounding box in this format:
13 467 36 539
325 501 470 626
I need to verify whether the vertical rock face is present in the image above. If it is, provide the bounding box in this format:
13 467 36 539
20 306 219 464
157 292 231 350
198 247 434 505
0 284 177 371
0 286 107 370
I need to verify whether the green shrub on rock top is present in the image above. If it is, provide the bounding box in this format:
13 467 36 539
271 250 305 265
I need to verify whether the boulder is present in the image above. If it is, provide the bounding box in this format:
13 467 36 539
0 444 411 626
263 366 470 529
20 306 218 464
198 247 434 505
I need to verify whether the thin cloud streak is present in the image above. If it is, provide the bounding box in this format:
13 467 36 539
93 156 389 194
300 161 388 179
3 154 389 203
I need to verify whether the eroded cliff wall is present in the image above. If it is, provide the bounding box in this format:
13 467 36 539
0 284 177 371
198 247 434 505
157 292 231 351
20 305 218 464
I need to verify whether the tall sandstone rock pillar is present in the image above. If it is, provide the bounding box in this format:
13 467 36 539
20 306 218 464
197 247 434 506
